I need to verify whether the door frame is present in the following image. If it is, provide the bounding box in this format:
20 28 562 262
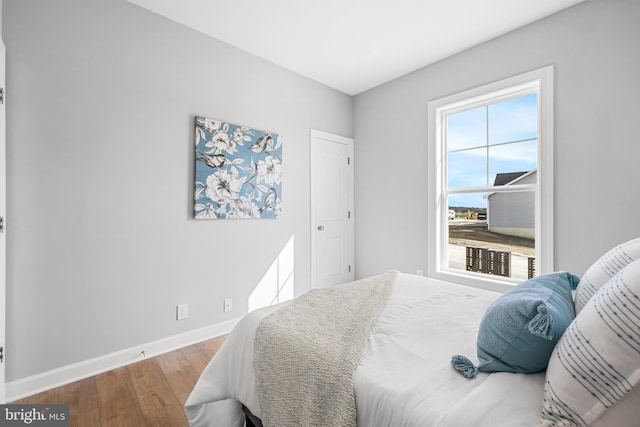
309 129 354 289
0 36 6 403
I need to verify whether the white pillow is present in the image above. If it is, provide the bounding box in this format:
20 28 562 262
574 237 640 313
591 385 640 427
540 258 640 426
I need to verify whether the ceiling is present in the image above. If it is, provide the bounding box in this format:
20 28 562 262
127 0 585 95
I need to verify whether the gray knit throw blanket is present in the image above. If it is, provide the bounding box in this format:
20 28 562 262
253 270 398 427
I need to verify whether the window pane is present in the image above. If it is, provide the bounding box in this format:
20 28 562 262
447 106 486 151
448 193 487 214
448 147 487 188
430 67 552 289
488 140 537 186
489 94 537 144
447 191 535 281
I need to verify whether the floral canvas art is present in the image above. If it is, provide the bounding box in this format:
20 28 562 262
194 116 282 219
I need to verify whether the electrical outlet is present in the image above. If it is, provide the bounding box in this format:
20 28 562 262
416 269 424 276
176 303 189 320
224 298 233 312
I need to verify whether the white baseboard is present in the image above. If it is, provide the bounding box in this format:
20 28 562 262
5 317 241 402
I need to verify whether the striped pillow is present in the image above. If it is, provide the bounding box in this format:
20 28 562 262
540 258 640 426
574 237 640 314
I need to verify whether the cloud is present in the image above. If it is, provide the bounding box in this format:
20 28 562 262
447 93 537 190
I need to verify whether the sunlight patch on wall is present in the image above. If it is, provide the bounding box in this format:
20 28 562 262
248 235 295 312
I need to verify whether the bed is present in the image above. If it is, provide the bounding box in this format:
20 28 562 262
185 239 640 427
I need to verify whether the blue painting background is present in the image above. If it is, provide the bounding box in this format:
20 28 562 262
194 116 282 219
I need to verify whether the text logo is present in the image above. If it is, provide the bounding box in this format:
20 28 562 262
0 405 69 426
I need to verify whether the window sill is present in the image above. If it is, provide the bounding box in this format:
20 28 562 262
429 269 518 294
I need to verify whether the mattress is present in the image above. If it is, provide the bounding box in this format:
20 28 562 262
185 273 547 426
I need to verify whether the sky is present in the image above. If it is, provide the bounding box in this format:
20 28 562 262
447 93 537 209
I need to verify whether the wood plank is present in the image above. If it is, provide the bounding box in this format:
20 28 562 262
180 342 214 374
127 359 176 415
70 408 101 427
58 377 98 415
95 366 144 426
142 402 190 427
165 364 200 405
202 335 226 355
155 347 192 375
8 334 228 427
11 388 59 404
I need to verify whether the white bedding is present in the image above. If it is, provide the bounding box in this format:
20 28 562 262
185 273 546 427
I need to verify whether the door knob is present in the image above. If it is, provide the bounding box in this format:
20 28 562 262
317 225 325 231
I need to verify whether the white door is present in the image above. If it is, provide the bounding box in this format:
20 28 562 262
0 39 6 403
310 130 354 288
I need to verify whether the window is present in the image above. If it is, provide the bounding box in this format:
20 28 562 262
427 67 553 291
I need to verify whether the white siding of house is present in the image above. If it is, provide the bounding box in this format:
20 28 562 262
487 171 536 239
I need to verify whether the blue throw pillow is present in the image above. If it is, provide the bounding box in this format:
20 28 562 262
452 272 579 378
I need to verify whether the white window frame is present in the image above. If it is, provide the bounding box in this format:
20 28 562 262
427 66 554 292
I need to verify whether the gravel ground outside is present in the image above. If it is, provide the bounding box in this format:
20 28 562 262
448 221 534 257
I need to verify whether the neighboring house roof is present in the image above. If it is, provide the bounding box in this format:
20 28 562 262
493 171 528 186
484 170 537 200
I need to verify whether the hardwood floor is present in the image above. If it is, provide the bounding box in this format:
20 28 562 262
11 335 227 427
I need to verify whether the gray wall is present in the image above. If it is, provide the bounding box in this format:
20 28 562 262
3 0 352 381
5 0 640 388
354 0 640 278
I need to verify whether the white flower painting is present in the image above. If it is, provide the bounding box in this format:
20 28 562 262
195 116 282 219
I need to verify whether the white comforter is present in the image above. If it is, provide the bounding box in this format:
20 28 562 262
185 273 546 427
